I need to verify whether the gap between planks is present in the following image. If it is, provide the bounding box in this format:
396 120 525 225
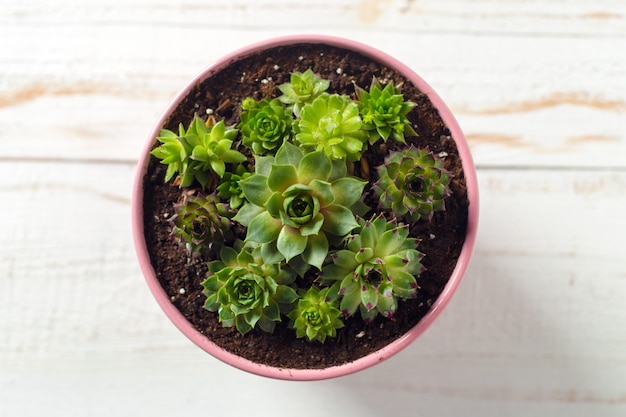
2 157 626 173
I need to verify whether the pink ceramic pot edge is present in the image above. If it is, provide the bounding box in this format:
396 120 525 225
132 34 479 381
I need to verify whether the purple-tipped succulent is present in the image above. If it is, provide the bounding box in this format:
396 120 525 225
320 214 424 322
373 147 451 223
169 191 233 257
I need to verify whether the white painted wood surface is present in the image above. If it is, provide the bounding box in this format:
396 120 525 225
1 0 625 415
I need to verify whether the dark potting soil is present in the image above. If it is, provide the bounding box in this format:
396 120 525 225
142 43 469 369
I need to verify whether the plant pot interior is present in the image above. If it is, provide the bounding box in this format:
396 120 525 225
141 42 469 369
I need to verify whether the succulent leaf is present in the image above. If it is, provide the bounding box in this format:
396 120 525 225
247 211 282 243
330 177 368 208
277 226 308 261
239 173 272 207
274 140 304 166
267 164 299 193
373 146 452 223
301 232 329 268
297 150 332 184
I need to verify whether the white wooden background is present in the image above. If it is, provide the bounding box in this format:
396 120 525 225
2 0 625 415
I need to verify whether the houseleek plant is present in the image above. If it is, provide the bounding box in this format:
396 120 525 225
152 69 452 341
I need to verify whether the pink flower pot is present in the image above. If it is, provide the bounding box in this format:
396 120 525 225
132 35 479 380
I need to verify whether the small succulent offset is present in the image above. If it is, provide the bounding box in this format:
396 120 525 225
152 67 453 344
287 286 344 343
151 115 246 188
374 147 451 223
295 93 368 161
216 164 252 209
202 245 298 335
321 214 424 322
239 97 293 155
278 68 330 117
356 78 418 144
233 142 367 269
169 192 233 257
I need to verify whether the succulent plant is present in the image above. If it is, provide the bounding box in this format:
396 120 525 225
321 214 424 322
233 142 368 269
295 93 368 162
216 164 252 209
202 245 298 335
373 147 451 223
287 286 344 343
151 115 246 188
278 69 330 117
169 192 234 257
356 78 417 144
239 97 293 155
153 68 456 344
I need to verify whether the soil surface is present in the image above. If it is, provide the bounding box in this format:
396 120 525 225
142 43 469 369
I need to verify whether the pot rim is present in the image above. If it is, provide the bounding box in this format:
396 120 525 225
132 34 479 381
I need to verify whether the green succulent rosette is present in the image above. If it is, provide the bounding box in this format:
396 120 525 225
151 115 246 188
216 164 252 209
278 68 330 117
233 142 368 269
356 78 417 144
295 93 368 161
202 245 298 335
287 286 344 343
321 214 424 322
239 97 293 155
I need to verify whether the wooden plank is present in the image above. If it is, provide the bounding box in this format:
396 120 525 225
1 349 624 416
1 163 625 415
1 0 625 36
0 161 180 356
1 0 626 413
2 24 625 167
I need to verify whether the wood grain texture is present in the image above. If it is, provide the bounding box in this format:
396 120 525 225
1 1 625 167
1 164 625 416
1 0 625 415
